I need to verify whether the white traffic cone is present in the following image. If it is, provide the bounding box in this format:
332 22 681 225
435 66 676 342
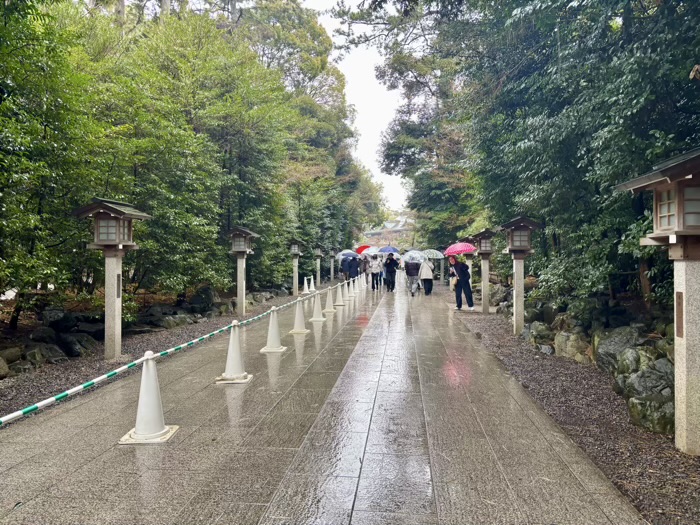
348 278 356 297
309 276 316 292
323 287 336 313
119 351 179 444
342 280 350 302
289 299 310 334
216 322 252 384
310 292 326 322
334 283 345 307
261 307 287 353
301 277 310 295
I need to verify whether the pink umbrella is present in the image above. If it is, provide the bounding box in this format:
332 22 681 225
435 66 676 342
444 242 477 256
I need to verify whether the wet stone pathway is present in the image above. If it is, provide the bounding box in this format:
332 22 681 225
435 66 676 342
0 280 646 524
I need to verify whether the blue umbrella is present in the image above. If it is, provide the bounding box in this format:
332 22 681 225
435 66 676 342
378 246 400 254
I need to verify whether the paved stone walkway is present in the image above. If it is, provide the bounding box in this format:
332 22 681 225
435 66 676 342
0 280 646 524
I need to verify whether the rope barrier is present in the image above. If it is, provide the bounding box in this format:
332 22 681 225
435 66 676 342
0 284 340 428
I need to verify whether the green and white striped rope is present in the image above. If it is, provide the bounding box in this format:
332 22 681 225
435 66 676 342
0 289 342 428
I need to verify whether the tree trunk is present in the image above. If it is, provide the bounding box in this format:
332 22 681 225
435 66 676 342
639 259 652 310
116 0 125 29
161 0 170 19
8 292 25 330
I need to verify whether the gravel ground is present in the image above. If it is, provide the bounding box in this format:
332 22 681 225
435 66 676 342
461 311 700 525
0 291 319 421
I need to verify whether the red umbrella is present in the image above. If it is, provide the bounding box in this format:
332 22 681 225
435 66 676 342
355 245 371 254
444 242 477 256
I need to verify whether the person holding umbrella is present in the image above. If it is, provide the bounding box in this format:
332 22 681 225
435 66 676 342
384 253 400 291
419 258 435 295
341 256 350 281
449 256 474 310
369 254 382 290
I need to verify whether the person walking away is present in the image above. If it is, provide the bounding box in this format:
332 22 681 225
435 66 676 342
405 261 421 296
419 259 435 295
349 256 360 279
361 256 370 284
341 256 350 281
384 253 399 291
448 256 474 310
369 254 382 290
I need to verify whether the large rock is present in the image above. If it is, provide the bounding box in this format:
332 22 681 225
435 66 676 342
594 326 641 375
58 333 99 357
76 322 105 340
490 284 510 306
24 343 68 365
656 338 674 363
628 395 674 434
529 321 554 345
554 332 589 359
30 326 57 344
9 360 33 374
543 303 560 326
617 348 640 375
524 308 543 324
0 357 9 379
190 286 220 312
43 309 78 333
624 358 674 399
0 347 22 365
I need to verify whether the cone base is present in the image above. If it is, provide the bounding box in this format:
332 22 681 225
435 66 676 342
323 308 336 313
216 373 253 384
309 317 326 322
260 345 287 354
301 292 311 295
119 425 179 445
333 302 345 307
289 328 310 334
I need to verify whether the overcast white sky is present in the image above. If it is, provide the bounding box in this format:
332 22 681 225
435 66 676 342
302 0 407 211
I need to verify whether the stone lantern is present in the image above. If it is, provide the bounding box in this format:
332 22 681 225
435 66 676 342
289 239 303 296
500 217 541 336
436 245 447 283
73 198 151 360
616 147 700 455
314 246 323 287
329 248 337 282
473 229 497 314
229 226 260 316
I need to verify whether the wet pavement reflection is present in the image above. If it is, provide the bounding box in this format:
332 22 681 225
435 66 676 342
0 279 645 525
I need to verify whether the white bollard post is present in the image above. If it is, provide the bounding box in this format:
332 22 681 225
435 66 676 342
261 307 287 353
334 283 345 307
216 321 252 384
348 278 356 297
309 276 316 292
301 277 310 295
310 292 326 322
323 287 336 313
343 280 351 302
119 351 179 444
289 300 310 334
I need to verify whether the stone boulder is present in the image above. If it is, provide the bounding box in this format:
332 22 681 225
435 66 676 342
656 338 674 363
628 395 674 434
538 344 555 356
490 284 510 307
554 332 589 360
24 343 69 365
0 347 22 365
524 308 543 324
617 348 640 375
0 357 9 379
211 301 233 316
542 303 560 326
594 326 641 375
30 326 57 344
190 286 220 313
76 322 105 340
550 313 576 333
57 333 99 358
43 308 78 333
9 360 33 374
624 358 674 399
528 321 554 345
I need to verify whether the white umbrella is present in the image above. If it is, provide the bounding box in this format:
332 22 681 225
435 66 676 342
402 250 427 263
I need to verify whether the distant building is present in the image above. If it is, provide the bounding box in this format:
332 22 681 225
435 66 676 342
363 215 416 247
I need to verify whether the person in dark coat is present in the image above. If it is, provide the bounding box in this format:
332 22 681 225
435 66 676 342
341 256 350 281
349 257 360 278
384 253 400 291
404 261 421 296
448 256 474 310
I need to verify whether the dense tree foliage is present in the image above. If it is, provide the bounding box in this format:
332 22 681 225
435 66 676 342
1 0 382 327
336 0 700 307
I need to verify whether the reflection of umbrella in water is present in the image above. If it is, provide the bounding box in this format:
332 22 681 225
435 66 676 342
378 246 400 254
422 249 444 259
293 333 306 366
336 249 360 260
402 250 427 263
444 242 477 256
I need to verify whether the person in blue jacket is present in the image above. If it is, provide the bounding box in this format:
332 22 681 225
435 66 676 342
349 257 360 278
341 256 350 281
448 256 474 311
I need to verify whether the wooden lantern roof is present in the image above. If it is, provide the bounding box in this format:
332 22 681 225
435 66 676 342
500 216 542 231
73 198 151 221
473 229 498 241
228 226 260 239
615 148 700 193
